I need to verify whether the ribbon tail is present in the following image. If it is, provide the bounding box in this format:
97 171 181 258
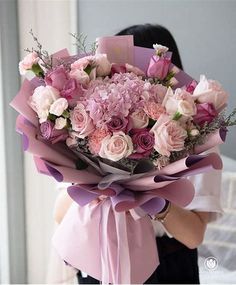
100 200 111 284
114 211 131 284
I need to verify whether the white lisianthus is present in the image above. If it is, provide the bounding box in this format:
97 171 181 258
49 98 68 116
55 117 67 130
28 85 60 123
153 44 169 55
99 131 133 161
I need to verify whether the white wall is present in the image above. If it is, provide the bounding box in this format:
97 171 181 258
77 0 236 159
17 0 77 283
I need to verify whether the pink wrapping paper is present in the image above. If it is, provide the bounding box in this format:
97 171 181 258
52 200 158 284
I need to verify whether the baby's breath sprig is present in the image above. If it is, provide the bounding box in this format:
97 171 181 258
224 107 236 127
70 32 97 55
25 29 53 71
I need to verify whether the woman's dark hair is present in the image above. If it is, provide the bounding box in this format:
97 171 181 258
116 24 183 70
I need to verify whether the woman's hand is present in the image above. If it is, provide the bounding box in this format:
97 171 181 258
158 203 210 249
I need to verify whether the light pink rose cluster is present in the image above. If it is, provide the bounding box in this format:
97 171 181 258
69 54 111 85
163 88 197 118
70 103 95 138
45 66 83 106
151 114 187 156
99 131 133 161
193 75 228 112
19 52 39 75
147 55 170 80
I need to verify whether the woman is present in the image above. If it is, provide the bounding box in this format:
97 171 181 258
54 24 223 284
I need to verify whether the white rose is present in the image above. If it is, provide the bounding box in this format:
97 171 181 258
99 131 133 161
130 109 149 129
49 98 68 116
55 117 67 130
29 85 60 122
95 54 111 77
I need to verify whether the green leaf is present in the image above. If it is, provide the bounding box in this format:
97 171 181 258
31 63 44 78
148 118 156 128
48 113 57 121
62 110 70 118
84 64 93 75
172 111 182 121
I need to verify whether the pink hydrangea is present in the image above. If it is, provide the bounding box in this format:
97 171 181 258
83 73 147 127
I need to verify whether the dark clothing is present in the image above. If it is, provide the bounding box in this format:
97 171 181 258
77 235 200 284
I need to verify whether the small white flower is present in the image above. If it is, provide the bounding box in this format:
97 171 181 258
190 129 200 136
49 98 68 116
153 44 169 55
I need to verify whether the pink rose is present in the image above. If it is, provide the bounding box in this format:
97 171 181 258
70 103 95 138
193 103 217 127
129 129 154 159
19 52 39 75
193 75 228 111
49 98 68 116
69 69 90 85
185 80 198 94
45 66 68 91
71 56 92 70
94 54 111 77
61 79 83 107
163 88 196 118
150 114 187 156
107 116 129 132
130 109 149 129
125 63 145 76
99 131 133 161
147 55 170 80
40 121 68 144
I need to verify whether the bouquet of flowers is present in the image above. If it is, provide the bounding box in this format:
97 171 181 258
11 33 236 283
